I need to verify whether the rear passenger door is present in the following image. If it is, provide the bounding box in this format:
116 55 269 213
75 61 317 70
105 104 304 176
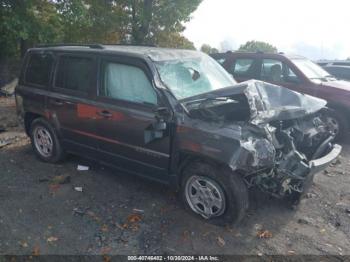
48 53 99 156
94 56 171 181
225 57 260 82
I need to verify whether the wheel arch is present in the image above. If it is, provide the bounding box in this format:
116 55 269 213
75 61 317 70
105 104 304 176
24 112 43 135
172 150 236 190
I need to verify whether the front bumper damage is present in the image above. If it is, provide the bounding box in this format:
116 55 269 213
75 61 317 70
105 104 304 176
182 80 342 198
237 112 342 198
240 141 341 199
309 144 341 175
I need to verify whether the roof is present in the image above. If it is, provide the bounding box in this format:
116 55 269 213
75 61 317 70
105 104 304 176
210 51 306 60
30 44 202 62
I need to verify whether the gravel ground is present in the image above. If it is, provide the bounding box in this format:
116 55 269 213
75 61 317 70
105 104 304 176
1 96 350 256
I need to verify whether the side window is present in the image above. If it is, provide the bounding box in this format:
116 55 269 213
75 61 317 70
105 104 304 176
55 56 94 93
100 62 157 105
230 58 255 78
261 59 300 83
25 53 53 87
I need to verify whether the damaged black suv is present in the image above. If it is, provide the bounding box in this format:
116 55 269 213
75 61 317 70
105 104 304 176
16 44 341 225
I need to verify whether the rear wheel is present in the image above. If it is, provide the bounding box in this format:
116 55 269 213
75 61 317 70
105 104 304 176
181 162 249 226
30 118 65 163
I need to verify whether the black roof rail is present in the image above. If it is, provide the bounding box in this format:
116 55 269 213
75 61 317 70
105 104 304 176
35 43 104 49
103 43 158 47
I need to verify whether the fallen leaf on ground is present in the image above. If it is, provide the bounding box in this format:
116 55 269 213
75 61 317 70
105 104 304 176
51 175 71 184
217 236 226 247
49 184 61 193
257 230 273 239
182 230 190 241
288 250 296 255
320 228 326 233
100 246 112 254
32 246 40 256
127 213 142 223
101 224 109 232
121 213 143 231
47 236 58 242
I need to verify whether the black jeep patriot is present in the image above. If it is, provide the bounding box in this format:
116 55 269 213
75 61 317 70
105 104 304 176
16 44 341 225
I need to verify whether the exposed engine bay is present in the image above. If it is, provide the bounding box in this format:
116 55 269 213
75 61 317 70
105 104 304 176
181 80 340 198
244 112 334 198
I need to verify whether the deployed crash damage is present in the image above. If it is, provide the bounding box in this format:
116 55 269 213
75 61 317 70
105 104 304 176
177 80 341 199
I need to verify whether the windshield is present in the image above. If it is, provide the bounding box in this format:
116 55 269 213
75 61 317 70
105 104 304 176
292 59 336 82
155 54 236 99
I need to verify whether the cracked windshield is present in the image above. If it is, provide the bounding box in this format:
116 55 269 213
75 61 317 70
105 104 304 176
155 54 236 99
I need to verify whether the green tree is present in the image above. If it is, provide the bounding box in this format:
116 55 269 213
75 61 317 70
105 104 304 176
156 31 195 49
56 0 124 44
119 0 202 45
200 44 218 54
0 0 201 59
52 0 201 47
0 0 61 58
238 40 277 53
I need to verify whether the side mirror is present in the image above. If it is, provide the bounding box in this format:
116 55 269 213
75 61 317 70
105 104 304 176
154 107 171 121
144 107 170 143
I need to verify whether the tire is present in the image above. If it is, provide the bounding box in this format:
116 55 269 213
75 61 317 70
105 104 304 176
324 109 349 142
180 161 249 226
29 118 65 163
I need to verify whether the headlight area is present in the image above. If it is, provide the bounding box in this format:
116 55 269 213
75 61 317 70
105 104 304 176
236 119 330 198
238 135 312 198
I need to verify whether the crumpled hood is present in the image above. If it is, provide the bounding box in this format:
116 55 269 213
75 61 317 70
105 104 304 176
243 80 327 124
184 80 327 125
321 80 350 92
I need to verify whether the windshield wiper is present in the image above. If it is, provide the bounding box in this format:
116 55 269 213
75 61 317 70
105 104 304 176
185 97 240 111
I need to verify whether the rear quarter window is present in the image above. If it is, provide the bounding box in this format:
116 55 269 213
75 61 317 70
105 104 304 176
24 53 54 88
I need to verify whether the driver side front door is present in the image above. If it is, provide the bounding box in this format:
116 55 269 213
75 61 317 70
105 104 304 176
94 57 171 182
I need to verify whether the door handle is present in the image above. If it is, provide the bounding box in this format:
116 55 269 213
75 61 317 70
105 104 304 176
97 110 112 118
50 99 64 106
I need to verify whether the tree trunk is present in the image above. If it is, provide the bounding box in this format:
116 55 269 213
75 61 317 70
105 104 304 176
20 38 29 58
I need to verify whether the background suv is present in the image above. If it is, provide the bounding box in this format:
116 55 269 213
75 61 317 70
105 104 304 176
212 52 350 140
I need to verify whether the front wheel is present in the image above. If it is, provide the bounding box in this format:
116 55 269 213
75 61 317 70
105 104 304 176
181 162 249 226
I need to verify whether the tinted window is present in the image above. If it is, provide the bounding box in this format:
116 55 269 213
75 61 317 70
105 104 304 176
230 58 255 77
261 59 300 83
55 56 94 92
100 62 157 105
25 53 53 87
325 67 350 80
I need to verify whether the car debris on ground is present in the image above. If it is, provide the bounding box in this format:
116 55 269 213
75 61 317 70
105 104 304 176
77 165 89 171
74 186 83 192
0 78 17 97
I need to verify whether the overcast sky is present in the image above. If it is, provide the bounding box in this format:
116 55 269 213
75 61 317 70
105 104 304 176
183 0 350 60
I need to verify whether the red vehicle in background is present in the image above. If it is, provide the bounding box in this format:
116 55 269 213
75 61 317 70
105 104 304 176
211 52 350 140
